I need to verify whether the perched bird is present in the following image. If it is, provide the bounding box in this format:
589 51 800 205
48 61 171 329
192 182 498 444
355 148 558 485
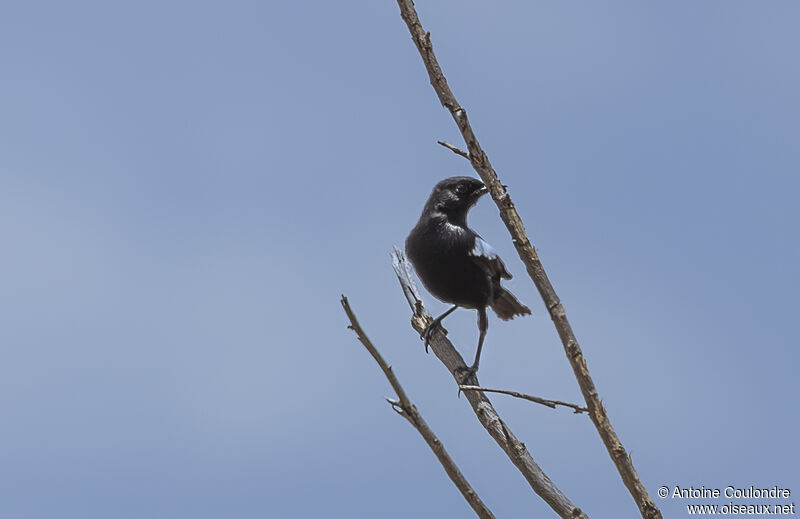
405 176 531 378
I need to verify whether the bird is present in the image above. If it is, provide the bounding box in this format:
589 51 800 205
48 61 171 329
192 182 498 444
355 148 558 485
405 176 531 379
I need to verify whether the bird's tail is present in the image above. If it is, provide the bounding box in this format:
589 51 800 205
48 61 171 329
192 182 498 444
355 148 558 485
490 288 532 321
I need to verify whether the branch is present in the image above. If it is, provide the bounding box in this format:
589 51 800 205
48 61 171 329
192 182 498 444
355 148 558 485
437 140 469 159
395 2 662 518
340 295 497 519
391 250 587 519
458 386 588 414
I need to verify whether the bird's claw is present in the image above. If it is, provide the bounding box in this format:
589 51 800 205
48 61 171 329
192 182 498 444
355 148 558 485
421 322 441 353
454 365 478 395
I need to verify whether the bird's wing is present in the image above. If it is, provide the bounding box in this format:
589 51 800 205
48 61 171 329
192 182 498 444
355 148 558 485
469 235 512 280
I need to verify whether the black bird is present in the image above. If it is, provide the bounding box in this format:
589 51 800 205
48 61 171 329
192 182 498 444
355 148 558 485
405 176 531 378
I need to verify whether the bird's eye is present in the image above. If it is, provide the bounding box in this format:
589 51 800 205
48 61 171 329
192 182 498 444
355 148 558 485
455 184 467 195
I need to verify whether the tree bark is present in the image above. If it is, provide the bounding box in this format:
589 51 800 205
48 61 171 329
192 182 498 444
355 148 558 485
341 295 497 519
392 251 588 519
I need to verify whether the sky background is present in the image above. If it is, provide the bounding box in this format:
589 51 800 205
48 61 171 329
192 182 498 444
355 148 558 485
1 1 798 517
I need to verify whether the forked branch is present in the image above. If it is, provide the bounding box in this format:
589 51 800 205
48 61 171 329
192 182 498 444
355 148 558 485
391 251 587 519
341 295 496 519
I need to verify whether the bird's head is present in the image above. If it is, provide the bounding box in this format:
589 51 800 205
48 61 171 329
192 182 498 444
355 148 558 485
425 176 487 219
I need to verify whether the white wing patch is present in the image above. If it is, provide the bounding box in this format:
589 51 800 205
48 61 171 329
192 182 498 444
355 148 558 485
470 236 498 260
444 221 466 234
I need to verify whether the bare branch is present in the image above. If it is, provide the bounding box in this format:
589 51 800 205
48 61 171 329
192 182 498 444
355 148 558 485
341 295 497 519
437 140 469 159
391 250 587 519
458 386 588 414
395 2 662 517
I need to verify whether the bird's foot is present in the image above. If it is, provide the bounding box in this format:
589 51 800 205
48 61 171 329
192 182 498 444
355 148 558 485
421 322 443 353
455 364 479 391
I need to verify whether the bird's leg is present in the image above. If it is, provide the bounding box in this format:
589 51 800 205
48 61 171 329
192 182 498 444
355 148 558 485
456 306 487 384
472 306 488 373
422 305 458 352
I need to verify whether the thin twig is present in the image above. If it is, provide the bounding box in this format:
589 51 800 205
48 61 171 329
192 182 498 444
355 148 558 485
395 2 662 518
458 386 588 414
437 140 470 159
391 250 587 519
341 295 496 519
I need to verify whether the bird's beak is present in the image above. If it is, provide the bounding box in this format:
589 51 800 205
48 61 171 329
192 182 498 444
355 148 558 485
476 186 488 197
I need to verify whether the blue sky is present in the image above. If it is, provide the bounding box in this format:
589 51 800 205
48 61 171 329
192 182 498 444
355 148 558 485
1 1 798 517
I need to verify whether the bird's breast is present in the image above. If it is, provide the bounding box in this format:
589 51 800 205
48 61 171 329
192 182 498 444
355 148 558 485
405 223 491 308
